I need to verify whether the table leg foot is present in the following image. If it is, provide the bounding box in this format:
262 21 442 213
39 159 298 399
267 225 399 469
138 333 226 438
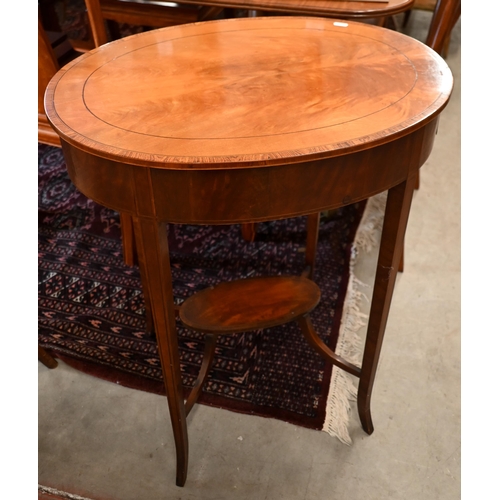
175 459 188 487
39 346 58 369
357 397 374 435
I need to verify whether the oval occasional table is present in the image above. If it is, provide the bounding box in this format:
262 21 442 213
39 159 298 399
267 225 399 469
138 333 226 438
45 16 453 487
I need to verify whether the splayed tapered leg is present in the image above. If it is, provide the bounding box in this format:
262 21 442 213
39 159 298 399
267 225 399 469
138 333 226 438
357 175 417 434
133 217 189 487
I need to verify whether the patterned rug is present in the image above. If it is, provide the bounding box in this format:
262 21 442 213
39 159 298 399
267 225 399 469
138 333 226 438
38 143 376 442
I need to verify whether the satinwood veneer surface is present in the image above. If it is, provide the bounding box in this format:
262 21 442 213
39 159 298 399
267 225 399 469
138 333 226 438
45 16 451 170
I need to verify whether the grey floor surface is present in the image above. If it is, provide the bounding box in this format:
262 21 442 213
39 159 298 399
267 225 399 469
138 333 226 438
38 11 461 500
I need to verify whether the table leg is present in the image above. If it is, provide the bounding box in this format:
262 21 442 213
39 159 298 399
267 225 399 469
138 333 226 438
132 217 189 487
38 346 58 369
241 222 257 242
305 213 320 279
120 213 137 267
357 175 417 434
133 236 156 336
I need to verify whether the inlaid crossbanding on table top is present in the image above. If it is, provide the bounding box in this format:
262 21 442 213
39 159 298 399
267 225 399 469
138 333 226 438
45 17 453 168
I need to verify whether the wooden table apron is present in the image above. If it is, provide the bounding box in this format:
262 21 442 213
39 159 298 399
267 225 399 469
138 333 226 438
45 16 452 487
60 123 436 224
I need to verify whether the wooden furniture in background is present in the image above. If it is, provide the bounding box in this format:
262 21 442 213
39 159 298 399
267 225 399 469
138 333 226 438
404 0 438 31
85 0 416 32
405 0 437 22
410 0 460 191
38 21 66 365
38 23 60 147
406 0 460 56
85 0 224 47
99 0 201 28
38 21 77 147
169 0 414 19
425 0 460 55
45 17 453 486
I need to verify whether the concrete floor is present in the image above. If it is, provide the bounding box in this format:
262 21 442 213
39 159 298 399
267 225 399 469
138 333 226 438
38 12 461 500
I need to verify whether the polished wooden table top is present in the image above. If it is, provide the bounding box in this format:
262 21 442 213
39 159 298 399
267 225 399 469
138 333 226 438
46 16 451 170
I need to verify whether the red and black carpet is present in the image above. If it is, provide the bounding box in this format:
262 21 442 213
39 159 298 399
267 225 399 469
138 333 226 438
38 143 367 436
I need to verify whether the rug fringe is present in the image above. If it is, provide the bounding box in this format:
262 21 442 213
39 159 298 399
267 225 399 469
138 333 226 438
38 485 94 500
322 193 386 444
352 191 387 254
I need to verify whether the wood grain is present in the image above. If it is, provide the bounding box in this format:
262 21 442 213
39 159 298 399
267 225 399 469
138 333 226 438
46 17 451 169
180 276 321 333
